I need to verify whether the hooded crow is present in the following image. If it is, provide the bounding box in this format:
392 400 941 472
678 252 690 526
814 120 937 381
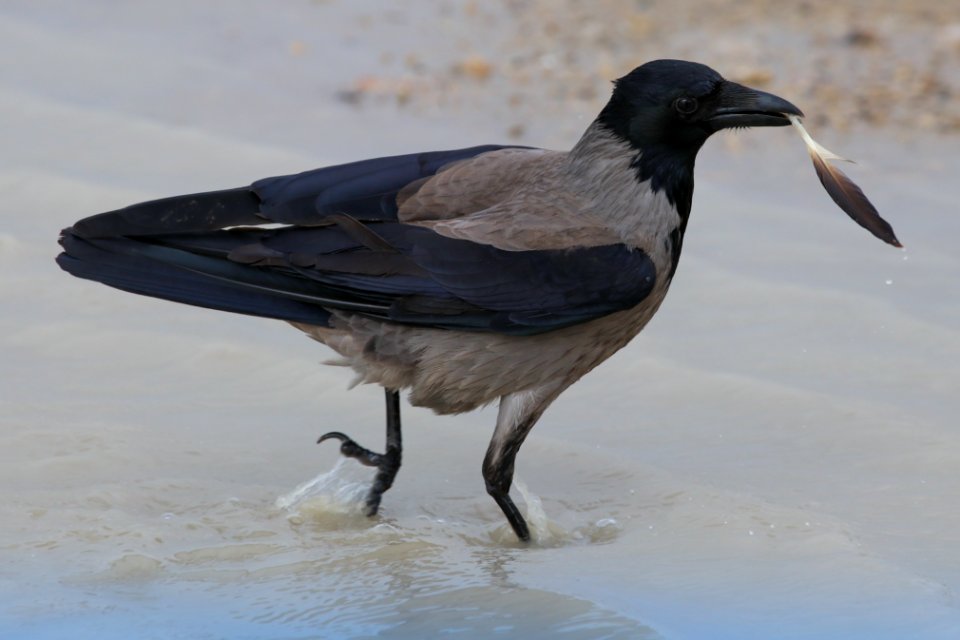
58 59 807 542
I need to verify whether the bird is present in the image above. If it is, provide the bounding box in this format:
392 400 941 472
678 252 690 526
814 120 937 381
57 59 804 542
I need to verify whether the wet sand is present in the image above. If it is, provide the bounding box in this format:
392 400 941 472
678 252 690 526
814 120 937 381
2 1 959 638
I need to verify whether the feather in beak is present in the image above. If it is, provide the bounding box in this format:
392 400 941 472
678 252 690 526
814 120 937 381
788 115 901 248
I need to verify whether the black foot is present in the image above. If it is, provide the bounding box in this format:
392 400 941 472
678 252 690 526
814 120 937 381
491 491 531 542
317 431 387 467
317 390 402 517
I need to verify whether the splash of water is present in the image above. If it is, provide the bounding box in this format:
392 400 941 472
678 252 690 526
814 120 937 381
514 477 568 545
275 458 370 520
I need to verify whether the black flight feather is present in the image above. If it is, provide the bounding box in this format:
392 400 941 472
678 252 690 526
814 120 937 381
57 146 657 336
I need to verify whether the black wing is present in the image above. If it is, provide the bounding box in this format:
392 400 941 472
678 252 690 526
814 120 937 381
58 146 657 336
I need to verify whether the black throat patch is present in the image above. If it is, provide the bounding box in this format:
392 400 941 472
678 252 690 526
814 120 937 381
629 145 696 224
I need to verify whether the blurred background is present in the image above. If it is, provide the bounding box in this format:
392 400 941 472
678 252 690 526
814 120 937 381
2 2 959 639
320 0 960 136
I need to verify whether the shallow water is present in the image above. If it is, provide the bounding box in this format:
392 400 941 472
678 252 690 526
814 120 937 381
3 2 960 639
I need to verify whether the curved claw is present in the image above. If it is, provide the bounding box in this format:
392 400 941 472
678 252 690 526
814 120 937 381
317 431 349 445
317 431 382 467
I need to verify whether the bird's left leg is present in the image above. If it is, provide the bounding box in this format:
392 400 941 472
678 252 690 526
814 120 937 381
318 389 402 517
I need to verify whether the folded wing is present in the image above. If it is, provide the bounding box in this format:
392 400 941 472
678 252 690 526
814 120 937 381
57 146 657 336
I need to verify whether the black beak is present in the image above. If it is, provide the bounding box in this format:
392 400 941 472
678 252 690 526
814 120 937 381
707 81 803 131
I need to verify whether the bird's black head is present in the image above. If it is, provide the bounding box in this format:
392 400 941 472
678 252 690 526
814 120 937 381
597 59 802 217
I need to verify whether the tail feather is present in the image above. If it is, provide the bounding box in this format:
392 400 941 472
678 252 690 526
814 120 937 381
71 188 263 238
57 184 341 325
56 232 333 325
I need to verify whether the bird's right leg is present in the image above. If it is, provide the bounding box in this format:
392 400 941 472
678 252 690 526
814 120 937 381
318 388 402 517
482 388 558 542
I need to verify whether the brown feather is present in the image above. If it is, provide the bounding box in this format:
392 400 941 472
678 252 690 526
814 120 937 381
809 150 901 248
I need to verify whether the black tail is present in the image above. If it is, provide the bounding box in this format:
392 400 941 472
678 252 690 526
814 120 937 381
56 188 334 325
68 187 264 238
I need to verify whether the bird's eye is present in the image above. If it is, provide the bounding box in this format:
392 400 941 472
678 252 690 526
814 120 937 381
674 96 698 115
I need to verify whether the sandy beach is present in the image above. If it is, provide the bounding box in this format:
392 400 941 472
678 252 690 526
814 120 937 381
2 1 959 638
